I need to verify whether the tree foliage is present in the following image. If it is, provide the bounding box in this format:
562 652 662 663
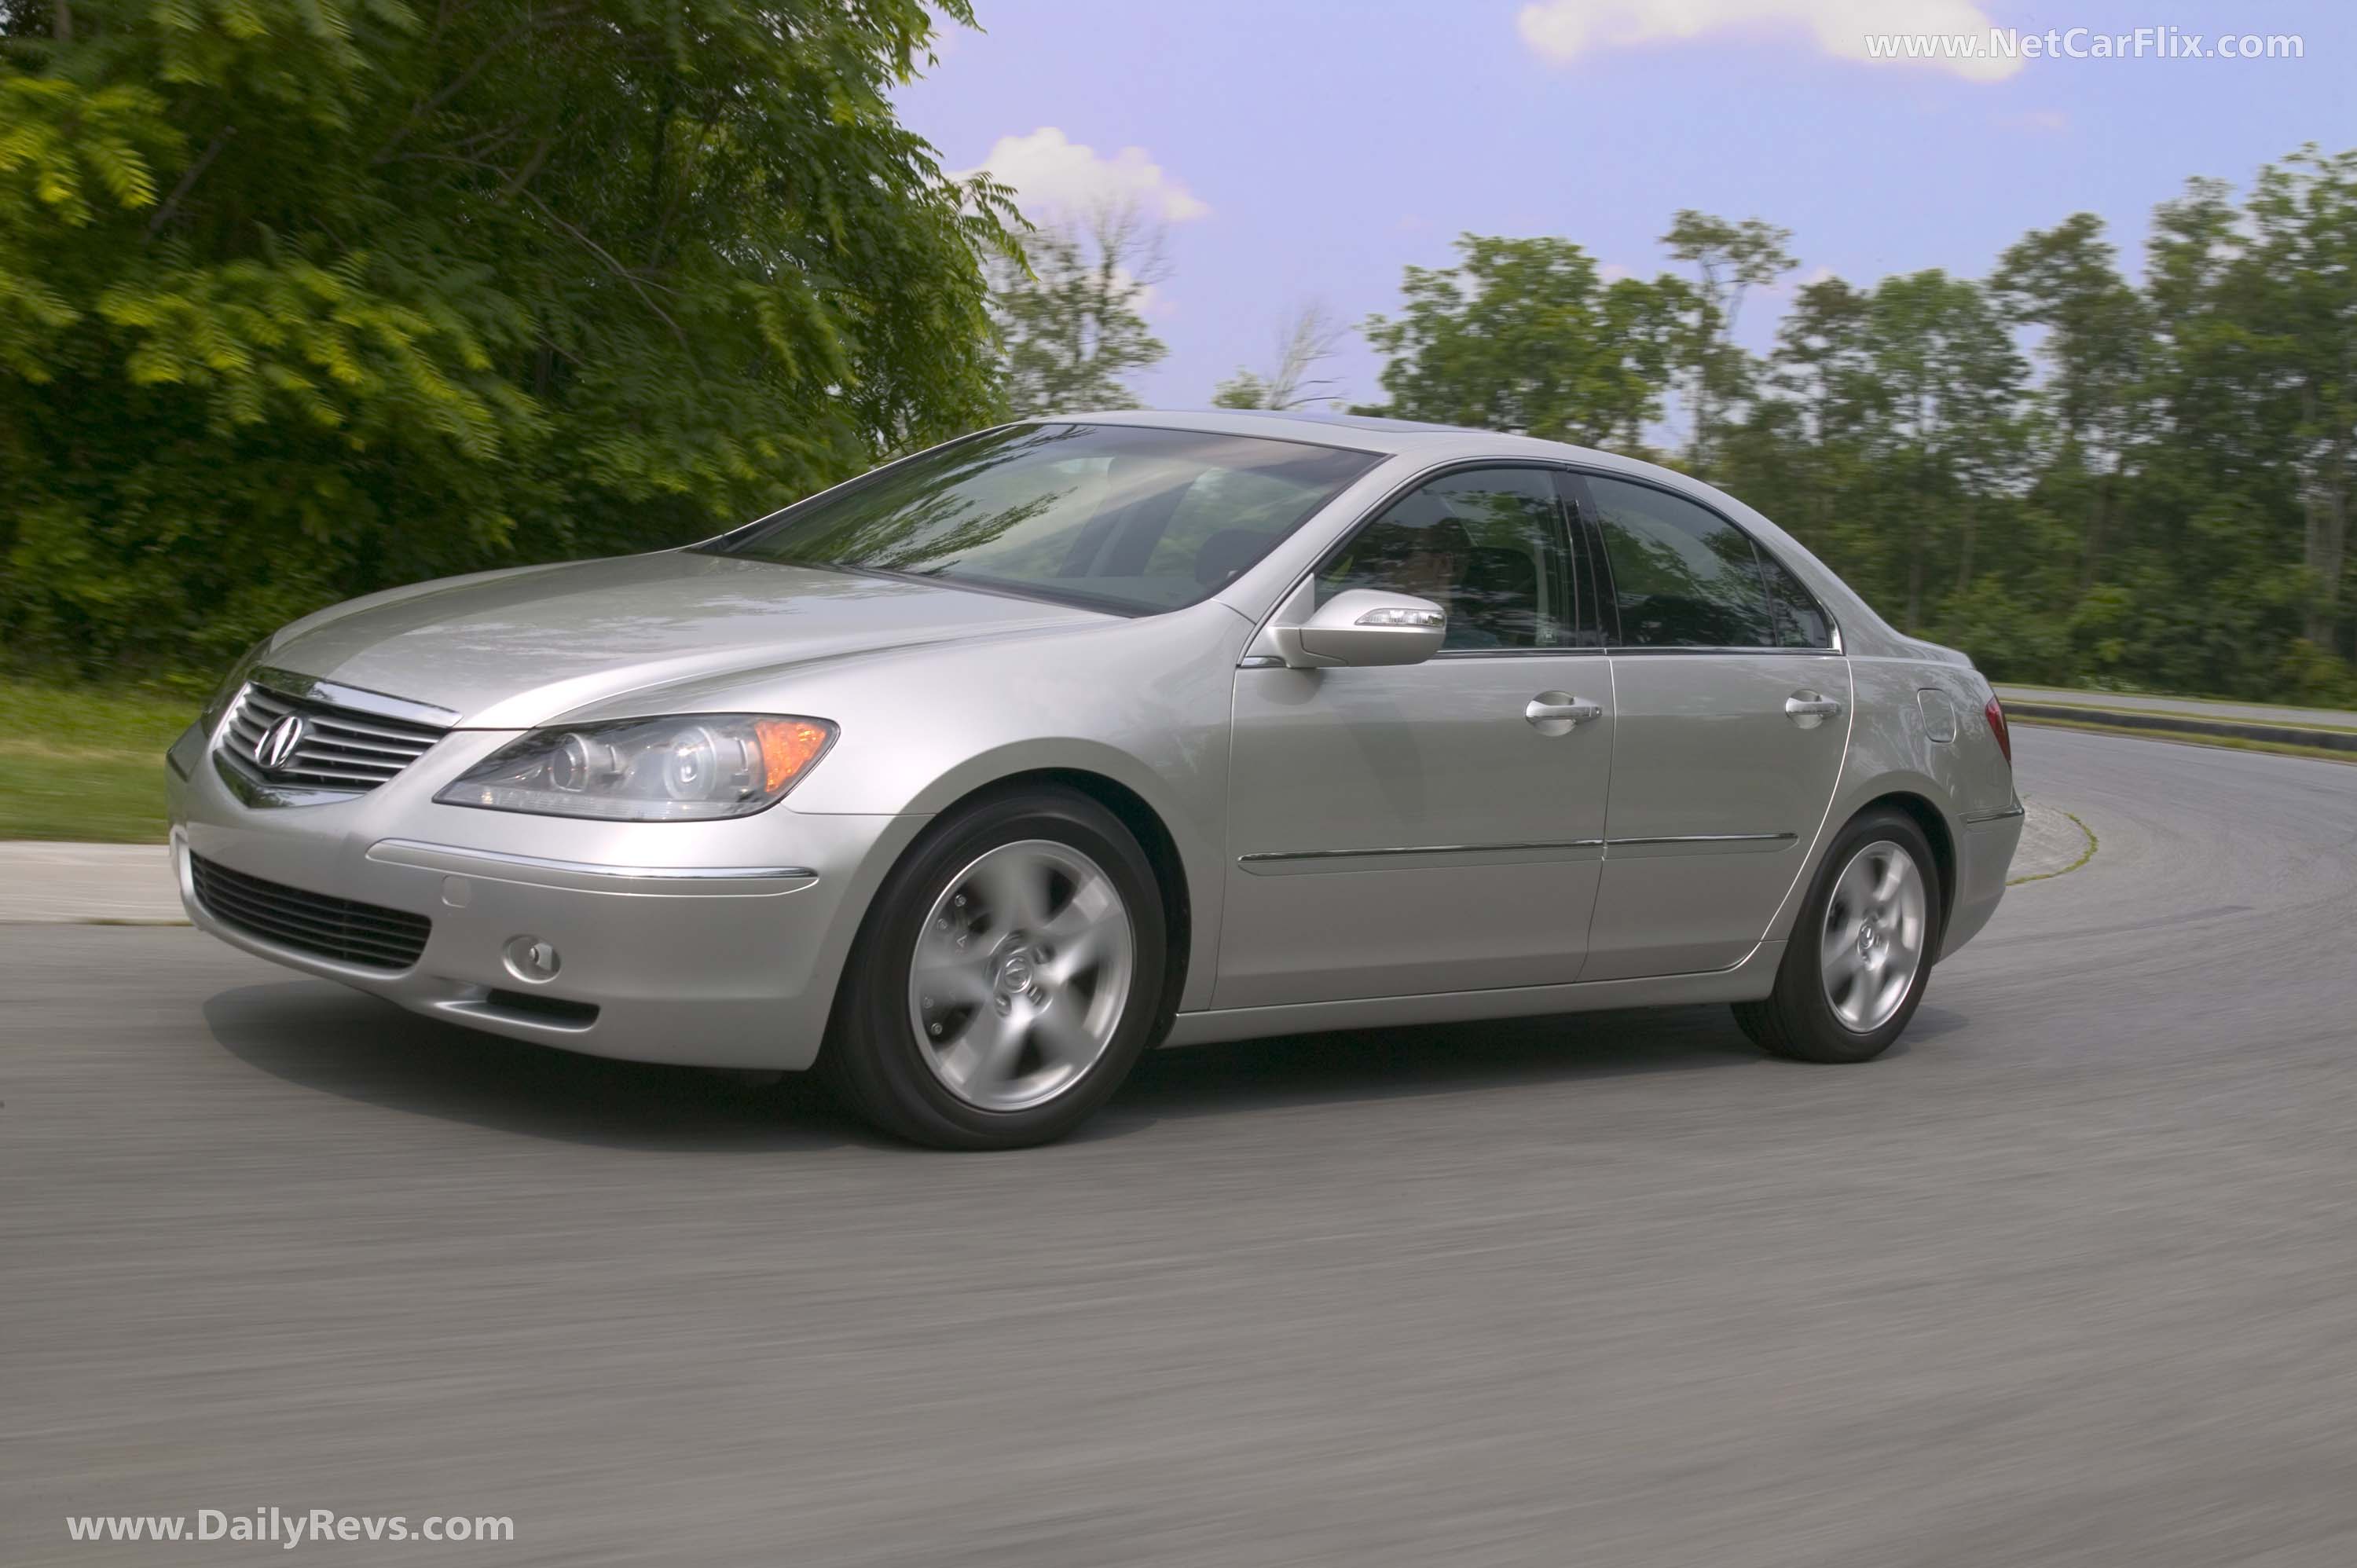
0 0 1017 675
1659 210 1794 476
1358 156 2357 704
990 205 1167 418
1355 235 1692 452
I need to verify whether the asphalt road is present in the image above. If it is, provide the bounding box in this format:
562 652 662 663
6 727 2355 1566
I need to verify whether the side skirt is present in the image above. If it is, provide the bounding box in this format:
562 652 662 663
1159 940 1786 1049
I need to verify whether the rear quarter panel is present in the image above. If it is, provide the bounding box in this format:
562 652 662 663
1790 656 2018 959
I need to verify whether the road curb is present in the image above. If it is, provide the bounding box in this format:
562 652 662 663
2005 701 2357 756
2007 805 2095 886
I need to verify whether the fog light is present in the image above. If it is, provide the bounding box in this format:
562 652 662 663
503 935 562 983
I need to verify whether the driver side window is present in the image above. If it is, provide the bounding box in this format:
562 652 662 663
1315 467 1577 651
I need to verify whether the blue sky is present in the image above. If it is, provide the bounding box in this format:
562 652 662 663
896 1 2355 412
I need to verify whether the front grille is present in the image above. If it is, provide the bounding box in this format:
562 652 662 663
222 682 445 794
189 853 432 971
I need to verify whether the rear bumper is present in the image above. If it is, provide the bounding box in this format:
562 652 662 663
1941 806 2025 958
168 722 917 1069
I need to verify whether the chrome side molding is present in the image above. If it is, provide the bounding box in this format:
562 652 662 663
1604 832 1798 848
1240 837 1607 866
1239 830 1799 873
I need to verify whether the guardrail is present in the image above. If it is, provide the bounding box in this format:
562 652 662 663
2003 701 2357 756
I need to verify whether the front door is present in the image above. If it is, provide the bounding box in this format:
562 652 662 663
1572 473 1851 980
1217 466 1615 1009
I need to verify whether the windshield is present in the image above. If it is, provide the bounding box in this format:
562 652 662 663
701 423 1380 615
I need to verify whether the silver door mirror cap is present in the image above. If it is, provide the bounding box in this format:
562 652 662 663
1276 589 1448 669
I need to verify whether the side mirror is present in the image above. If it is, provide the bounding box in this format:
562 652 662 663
1275 588 1447 669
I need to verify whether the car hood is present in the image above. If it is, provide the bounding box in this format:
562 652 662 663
262 551 1110 728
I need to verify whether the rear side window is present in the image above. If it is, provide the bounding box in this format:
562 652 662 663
1587 476 1773 648
1757 548 1834 649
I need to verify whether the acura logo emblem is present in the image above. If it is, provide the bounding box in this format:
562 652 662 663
255 714 307 773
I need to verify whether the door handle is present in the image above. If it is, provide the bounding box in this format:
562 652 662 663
1526 693 1604 733
1785 691 1844 730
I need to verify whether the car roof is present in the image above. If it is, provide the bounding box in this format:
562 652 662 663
1036 408 1701 486
1035 406 1487 454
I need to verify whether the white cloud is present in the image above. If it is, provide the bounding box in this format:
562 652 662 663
1516 0 2022 82
959 127 1210 223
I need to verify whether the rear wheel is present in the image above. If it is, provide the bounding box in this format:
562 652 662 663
823 786 1166 1149
1734 808 1941 1064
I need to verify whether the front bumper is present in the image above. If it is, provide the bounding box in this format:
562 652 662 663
167 720 918 1069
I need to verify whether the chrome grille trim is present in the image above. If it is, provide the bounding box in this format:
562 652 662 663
219 678 449 797
189 853 432 971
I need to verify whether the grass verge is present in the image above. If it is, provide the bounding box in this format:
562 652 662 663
0 676 196 843
1998 684 2357 721
2010 714 2357 767
2007 695 2357 735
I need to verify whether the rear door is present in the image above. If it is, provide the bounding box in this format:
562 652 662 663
1216 465 1615 1009
1573 473 1850 980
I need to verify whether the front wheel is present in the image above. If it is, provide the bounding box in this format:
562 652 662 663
823 786 1167 1149
1733 808 1941 1064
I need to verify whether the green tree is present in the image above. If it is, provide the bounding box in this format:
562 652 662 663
1859 271 2026 630
1660 210 1795 476
1727 276 1890 602
1990 214 2153 592
1354 234 1688 451
992 205 1168 417
2241 148 2357 655
0 0 1016 676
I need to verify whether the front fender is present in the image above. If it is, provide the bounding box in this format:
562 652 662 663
750 605 1253 1015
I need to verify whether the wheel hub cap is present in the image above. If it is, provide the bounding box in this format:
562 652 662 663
1819 840 1927 1035
907 840 1136 1113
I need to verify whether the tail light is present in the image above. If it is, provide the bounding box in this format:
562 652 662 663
1985 697 2012 765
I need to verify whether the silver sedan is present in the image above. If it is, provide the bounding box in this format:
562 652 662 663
167 411 2023 1148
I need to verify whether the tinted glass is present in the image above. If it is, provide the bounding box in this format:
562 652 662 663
1588 476 1774 648
1316 467 1577 650
1758 547 1834 649
706 423 1376 615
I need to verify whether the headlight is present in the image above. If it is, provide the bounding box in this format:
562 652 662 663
436 715 836 821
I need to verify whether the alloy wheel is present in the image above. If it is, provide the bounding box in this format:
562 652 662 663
1818 839 1927 1034
906 839 1137 1112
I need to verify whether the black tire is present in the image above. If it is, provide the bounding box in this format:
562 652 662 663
821 785 1168 1149
1733 807 1943 1064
